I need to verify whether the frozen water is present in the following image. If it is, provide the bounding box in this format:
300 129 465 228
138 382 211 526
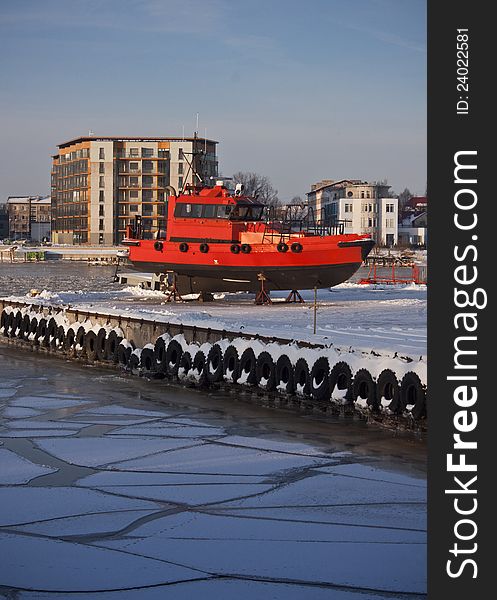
0 448 57 484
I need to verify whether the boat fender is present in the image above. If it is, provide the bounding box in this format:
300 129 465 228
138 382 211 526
45 317 58 348
179 242 189 253
294 358 311 396
200 243 209 253
275 354 295 395
230 244 241 254
129 351 140 371
329 361 353 401
165 339 183 377
154 241 163 252
400 371 426 419
206 344 224 383
241 244 251 254
28 317 39 342
277 242 289 253
20 314 31 340
55 325 66 350
352 368 377 408
84 330 98 361
178 351 193 380
239 348 257 385
36 318 48 345
193 350 208 385
64 327 76 353
140 347 156 372
376 369 400 413
117 341 134 368
154 336 169 373
223 345 240 382
310 357 331 402
256 351 277 391
0 309 8 336
75 325 87 356
291 242 303 253
11 311 23 338
96 328 108 361
105 330 123 363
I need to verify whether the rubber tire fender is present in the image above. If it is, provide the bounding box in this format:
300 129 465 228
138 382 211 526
199 243 209 253
74 326 87 356
291 242 303 253
140 347 156 373
117 341 134 368
241 244 251 254
20 314 31 340
192 350 207 385
179 242 189 253
28 316 39 342
36 318 48 345
154 335 170 373
95 328 108 361
239 347 257 385
275 354 295 395
256 351 277 391
11 311 23 338
352 369 377 408
178 351 193 380
206 344 224 383
310 356 331 402
55 325 66 351
293 358 311 397
329 361 353 401
277 242 288 253
105 330 123 363
85 330 98 361
166 339 183 377
376 369 400 413
223 345 240 383
46 317 58 347
400 371 426 419
230 244 241 254
129 351 140 371
154 241 163 252
64 327 76 352
0 309 9 336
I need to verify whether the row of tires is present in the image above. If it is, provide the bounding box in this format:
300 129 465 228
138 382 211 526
153 241 304 254
1 308 426 419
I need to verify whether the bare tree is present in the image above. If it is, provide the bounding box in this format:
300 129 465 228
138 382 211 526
398 187 413 211
232 172 279 206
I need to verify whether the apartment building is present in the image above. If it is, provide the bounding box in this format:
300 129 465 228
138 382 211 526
0 204 8 239
51 136 218 245
307 179 398 246
6 196 51 241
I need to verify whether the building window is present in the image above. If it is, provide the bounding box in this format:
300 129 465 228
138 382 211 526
366 191 370 198
129 190 138 198
178 176 183 189
386 203 395 213
361 192 364 199
344 203 353 213
99 190 104 202
142 148 154 158
99 176 105 188
99 205 104 216
99 219 104 231
99 233 104 244
99 148 105 159
129 205 139 212
130 147 139 157
129 162 139 172
178 162 183 174
142 190 153 201
178 148 184 160
142 176 153 188
347 191 353 198
130 177 138 187
99 162 105 174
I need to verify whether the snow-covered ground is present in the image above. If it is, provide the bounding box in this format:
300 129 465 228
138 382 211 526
0 263 426 358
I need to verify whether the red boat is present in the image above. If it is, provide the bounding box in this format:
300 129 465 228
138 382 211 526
122 181 374 297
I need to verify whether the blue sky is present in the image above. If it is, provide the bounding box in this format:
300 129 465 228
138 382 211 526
0 0 426 200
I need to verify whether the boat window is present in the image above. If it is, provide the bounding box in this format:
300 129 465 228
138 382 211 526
229 204 264 221
174 203 233 219
203 204 217 218
216 205 232 219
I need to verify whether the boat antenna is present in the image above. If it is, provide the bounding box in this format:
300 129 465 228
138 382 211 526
195 112 199 135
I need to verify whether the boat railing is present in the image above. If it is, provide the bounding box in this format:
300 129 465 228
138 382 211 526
261 204 347 242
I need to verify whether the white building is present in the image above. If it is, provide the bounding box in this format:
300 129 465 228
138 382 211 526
398 212 427 247
307 179 398 246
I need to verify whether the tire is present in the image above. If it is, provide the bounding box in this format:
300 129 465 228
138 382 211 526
0 310 9 336
192 350 207 385
277 242 288 253
275 354 295 395
206 344 224 383
75 326 86 356
310 357 331 401
239 348 257 385
117 342 134 368
199 243 209 253
84 330 98 361
230 244 241 254
140 347 156 372
256 351 276 391
20 314 31 340
28 316 39 342
178 351 193 380
11 311 23 338
55 325 66 351
291 242 303 253
129 351 140 370
64 327 76 352
241 244 251 254
154 336 169 373
44 317 58 348
166 339 183 377
352 369 377 408
154 241 163 252
105 330 123 363
96 328 108 361
294 358 311 396
179 242 189 253
376 369 400 413
223 345 240 382
329 361 353 401
400 372 426 419
36 318 48 345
